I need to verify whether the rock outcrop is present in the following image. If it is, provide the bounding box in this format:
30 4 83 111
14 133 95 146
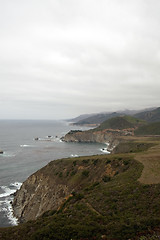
61 129 132 151
12 154 127 223
13 168 71 222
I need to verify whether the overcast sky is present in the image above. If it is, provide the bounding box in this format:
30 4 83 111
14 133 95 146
0 0 160 119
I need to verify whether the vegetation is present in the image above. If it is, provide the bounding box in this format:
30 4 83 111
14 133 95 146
112 141 155 154
73 112 121 125
135 122 160 135
1 137 160 239
134 107 160 123
94 115 145 131
71 107 160 126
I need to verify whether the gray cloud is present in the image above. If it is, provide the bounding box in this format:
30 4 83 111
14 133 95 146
0 0 160 119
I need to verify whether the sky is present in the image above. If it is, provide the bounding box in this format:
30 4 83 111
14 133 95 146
0 0 160 119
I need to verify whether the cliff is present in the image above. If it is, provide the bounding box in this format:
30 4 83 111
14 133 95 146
13 155 125 222
61 129 115 143
13 169 70 222
62 116 146 152
61 129 133 152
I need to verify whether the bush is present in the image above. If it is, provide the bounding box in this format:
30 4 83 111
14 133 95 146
123 159 130 165
82 159 90 164
102 175 111 182
73 161 77 166
82 170 89 177
70 170 77 176
93 159 98 165
106 159 111 164
59 172 63 178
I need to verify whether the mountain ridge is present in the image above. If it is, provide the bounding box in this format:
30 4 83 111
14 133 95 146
70 107 157 126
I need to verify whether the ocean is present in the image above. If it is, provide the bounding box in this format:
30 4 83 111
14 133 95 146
0 120 108 228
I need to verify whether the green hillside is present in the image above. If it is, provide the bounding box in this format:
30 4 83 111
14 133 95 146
94 116 145 131
134 107 160 122
135 122 160 135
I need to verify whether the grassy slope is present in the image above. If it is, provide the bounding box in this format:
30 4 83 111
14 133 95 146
1 137 160 240
135 122 160 135
94 115 145 131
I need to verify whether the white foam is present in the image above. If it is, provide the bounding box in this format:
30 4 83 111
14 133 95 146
0 182 22 198
0 199 19 226
70 154 79 157
0 182 22 226
45 136 53 139
0 186 16 198
9 182 22 189
5 200 19 226
20 144 31 147
0 152 15 158
100 148 110 154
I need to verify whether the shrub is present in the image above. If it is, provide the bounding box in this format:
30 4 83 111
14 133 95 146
82 170 89 177
102 175 111 182
82 159 90 164
123 159 130 165
70 170 77 176
106 159 111 164
93 159 98 165
73 161 77 166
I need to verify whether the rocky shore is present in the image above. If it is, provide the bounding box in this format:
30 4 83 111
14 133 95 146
61 129 129 152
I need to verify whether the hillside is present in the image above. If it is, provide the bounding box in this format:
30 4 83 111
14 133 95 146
66 113 96 123
135 122 160 135
1 138 160 239
134 107 160 122
73 112 122 125
62 116 146 144
71 108 155 126
94 115 145 131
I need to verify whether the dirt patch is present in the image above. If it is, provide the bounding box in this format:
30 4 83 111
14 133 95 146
135 143 160 184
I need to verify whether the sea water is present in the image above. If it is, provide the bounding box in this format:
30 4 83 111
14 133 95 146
0 120 108 227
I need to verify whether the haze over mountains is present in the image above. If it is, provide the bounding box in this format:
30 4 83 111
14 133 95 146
69 107 159 126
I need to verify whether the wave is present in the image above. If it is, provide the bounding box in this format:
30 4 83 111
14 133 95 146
20 144 34 148
1 199 19 226
70 154 79 157
0 152 16 158
9 182 22 189
45 136 53 139
100 148 110 154
0 186 16 198
0 182 22 226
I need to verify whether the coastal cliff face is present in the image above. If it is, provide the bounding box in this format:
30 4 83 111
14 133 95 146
13 168 70 222
62 130 112 143
61 129 130 151
12 155 126 223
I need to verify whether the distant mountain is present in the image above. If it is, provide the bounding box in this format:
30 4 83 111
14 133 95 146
134 107 160 122
66 113 96 123
95 115 146 131
71 108 156 126
135 122 160 135
73 112 123 125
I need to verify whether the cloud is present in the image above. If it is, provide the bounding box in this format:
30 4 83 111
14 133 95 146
0 0 160 119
